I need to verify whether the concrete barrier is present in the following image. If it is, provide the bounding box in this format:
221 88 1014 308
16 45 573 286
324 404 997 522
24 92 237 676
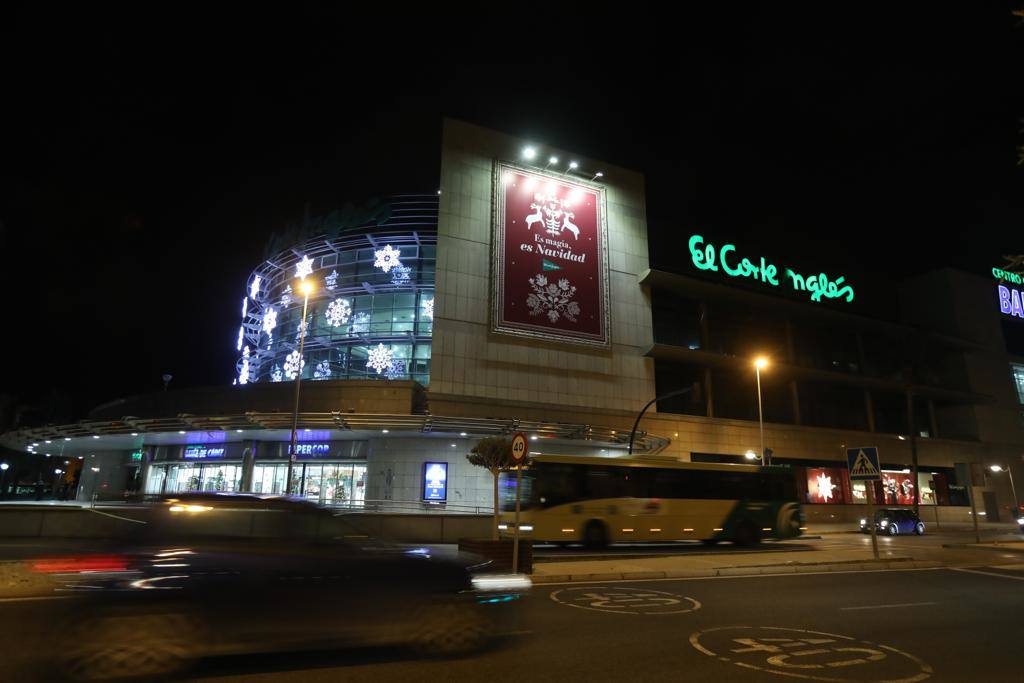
0 507 491 544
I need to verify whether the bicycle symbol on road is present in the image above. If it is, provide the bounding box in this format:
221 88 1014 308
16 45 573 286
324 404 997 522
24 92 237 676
689 626 932 682
549 586 701 615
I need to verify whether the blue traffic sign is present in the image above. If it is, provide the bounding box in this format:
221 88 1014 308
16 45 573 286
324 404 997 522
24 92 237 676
847 447 881 481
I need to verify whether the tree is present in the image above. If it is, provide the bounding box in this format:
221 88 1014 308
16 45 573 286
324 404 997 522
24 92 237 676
466 437 516 540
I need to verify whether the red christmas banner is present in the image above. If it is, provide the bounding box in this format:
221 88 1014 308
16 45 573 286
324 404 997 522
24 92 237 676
491 162 610 347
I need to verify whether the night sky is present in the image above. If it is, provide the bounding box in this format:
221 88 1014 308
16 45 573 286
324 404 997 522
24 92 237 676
3 5 1022 424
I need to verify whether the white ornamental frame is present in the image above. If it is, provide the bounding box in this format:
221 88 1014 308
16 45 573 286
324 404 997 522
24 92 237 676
490 160 611 348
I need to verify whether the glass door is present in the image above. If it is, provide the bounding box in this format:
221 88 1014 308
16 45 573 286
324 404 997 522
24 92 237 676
200 464 243 492
252 464 287 494
166 464 201 493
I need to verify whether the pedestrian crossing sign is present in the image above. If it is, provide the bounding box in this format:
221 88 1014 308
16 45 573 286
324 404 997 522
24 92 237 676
847 447 881 481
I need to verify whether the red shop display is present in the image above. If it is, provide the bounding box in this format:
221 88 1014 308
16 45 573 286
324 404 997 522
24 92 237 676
805 467 850 504
880 472 916 506
491 162 610 347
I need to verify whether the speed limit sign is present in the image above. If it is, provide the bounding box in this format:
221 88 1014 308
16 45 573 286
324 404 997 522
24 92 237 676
511 432 528 464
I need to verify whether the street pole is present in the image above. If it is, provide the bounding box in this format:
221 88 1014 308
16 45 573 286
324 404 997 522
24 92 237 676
628 386 696 456
287 286 312 496
756 364 767 466
512 465 523 573
1007 466 1019 518
867 481 879 561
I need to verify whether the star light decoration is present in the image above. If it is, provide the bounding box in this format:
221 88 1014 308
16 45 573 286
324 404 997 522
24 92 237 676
816 473 835 503
349 312 370 336
373 244 402 273
283 350 305 380
250 275 261 300
390 264 411 286
294 316 311 341
366 343 393 375
325 298 352 327
262 308 278 335
421 297 434 320
385 358 405 380
294 254 314 280
325 270 339 290
313 360 331 380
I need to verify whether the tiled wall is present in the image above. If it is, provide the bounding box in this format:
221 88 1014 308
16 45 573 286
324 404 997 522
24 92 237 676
431 119 656 412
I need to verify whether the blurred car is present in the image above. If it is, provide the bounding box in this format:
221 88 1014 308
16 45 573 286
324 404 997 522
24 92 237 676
859 508 925 536
14 493 529 681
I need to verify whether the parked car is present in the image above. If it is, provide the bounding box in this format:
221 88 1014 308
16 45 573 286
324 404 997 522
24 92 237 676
860 508 925 536
11 493 530 681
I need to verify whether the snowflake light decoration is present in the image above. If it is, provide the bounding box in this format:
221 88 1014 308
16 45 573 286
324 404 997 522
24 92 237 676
294 316 310 341
366 343 393 374
241 297 247 319
349 311 370 336
816 473 835 503
283 350 305 380
526 274 580 323
250 275 261 300
262 308 278 335
313 360 331 380
390 264 411 286
294 254 314 280
325 270 338 290
421 297 434 320
325 298 351 327
236 325 244 351
373 244 402 273
385 358 405 380
270 365 283 382
280 285 293 307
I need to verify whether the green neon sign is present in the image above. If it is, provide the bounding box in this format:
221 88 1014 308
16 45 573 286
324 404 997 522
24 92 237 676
992 267 1023 285
688 235 855 303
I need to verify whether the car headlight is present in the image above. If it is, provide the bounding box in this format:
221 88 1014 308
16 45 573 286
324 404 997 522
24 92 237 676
497 524 508 530
879 519 888 527
859 519 867 526
520 525 533 532
471 574 532 593
1017 517 1024 526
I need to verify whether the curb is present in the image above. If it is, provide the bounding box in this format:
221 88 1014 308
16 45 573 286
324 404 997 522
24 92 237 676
942 542 1024 553
529 559 943 584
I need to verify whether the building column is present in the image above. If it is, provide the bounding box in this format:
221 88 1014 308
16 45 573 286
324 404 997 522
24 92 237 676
240 442 256 492
699 302 713 418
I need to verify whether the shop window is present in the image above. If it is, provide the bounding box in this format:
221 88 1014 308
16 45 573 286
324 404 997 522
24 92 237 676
805 467 849 504
1011 364 1024 404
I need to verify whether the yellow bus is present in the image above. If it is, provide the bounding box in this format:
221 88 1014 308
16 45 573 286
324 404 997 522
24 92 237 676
498 455 803 548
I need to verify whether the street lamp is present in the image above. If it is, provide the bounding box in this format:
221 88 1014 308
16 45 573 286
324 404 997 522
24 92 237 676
0 463 8 500
990 465 1020 518
754 357 770 466
287 278 316 495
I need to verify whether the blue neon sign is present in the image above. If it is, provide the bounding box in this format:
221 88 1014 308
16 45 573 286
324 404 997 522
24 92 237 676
183 445 226 460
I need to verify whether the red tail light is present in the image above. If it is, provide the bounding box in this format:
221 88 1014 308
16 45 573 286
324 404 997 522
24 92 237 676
31 555 131 573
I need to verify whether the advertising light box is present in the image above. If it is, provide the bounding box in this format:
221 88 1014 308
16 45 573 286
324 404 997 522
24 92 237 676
423 462 448 502
491 162 610 347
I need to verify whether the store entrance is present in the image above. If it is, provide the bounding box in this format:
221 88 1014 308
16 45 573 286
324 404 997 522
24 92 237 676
250 462 367 506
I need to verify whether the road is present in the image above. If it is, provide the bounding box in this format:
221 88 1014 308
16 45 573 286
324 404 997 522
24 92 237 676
177 564 1024 683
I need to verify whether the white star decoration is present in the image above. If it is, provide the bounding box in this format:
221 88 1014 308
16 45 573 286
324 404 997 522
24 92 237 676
262 308 278 335
816 473 835 503
366 343 393 374
294 254 314 280
373 244 402 273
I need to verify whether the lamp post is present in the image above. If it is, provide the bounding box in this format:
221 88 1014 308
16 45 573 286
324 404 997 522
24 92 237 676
287 279 315 495
990 464 1020 519
0 463 8 500
628 385 699 455
754 357 769 466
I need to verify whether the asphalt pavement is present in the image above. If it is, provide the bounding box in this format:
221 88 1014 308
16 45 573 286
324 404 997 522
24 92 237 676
177 565 1024 683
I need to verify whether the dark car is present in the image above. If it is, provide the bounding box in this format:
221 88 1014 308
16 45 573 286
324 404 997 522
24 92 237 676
10 493 529 681
859 508 925 536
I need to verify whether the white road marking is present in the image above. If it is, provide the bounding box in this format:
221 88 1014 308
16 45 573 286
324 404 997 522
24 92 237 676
951 567 1024 581
0 595 68 603
840 601 937 611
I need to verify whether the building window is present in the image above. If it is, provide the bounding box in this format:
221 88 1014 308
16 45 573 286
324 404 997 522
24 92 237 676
1012 364 1024 404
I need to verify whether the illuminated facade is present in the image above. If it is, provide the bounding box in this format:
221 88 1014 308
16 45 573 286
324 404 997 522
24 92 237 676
236 196 436 386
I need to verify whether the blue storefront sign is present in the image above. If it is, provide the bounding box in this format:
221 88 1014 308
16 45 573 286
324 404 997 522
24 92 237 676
423 462 448 502
287 442 332 458
183 445 227 460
